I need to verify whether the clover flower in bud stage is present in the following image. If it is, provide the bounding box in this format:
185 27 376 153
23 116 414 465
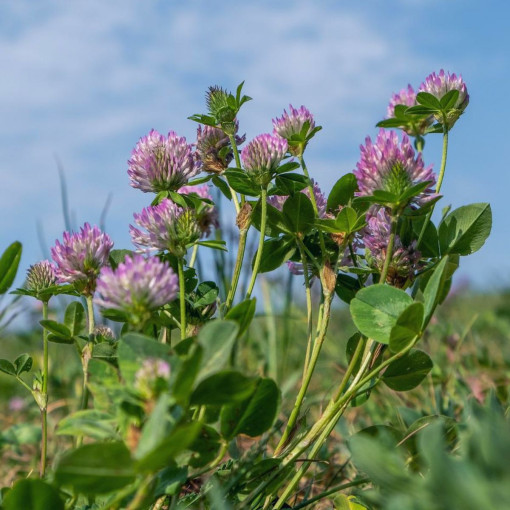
241 133 288 187
267 180 328 218
95 254 178 326
272 105 319 156
364 207 422 287
51 223 113 295
130 199 201 257
93 325 116 342
195 124 246 174
128 130 199 193
135 358 171 400
26 260 57 294
419 70 469 128
179 184 219 237
354 129 437 209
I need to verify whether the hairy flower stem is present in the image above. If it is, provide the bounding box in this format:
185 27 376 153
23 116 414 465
274 290 333 456
225 226 249 311
299 155 326 254
246 188 268 298
40 300 49 477
298 243 314 376
178 258 187 340
417 123 449 247
228 133 245 208
379 213 398 284
76 296 95 447
189 244 199 268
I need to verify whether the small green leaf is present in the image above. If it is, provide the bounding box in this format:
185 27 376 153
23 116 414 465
439 203 492 256
440 89 460 110
274 161 300 174
382 349 433 391
350 285 412 344
255 237 296 273
39 320 72 339
54 442 136 495
197 320 239 380
416 92 441 110
64 301 86 336
188 425 222 468
3 479 64 510
335 274 362 304
190 371 257 406
136 422 202 473
14 353 33 375
389 302 424 353
422 256 456 326
406 105 437 116
220 378 280 439
0 359 16 376
274 173 308 194
225 298 257 336
327 173 358 210
109 249 134 269
282 193 315 234
225 169 260 196
57 410 118 440
0 241 22 294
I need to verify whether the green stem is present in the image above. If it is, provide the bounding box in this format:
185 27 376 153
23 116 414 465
40 300 49 477
298 243 314 377
417 123 449 247
178 258 187 340
225 226 249 311
379 213 397 284
299 155 326 255
126 475 153 510
229 133 245 207
292 478 370 509
246 188 267 298
189 244 199 269
274 291 333 456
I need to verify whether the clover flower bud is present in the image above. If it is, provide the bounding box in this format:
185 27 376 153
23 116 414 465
241 133 287 187
128 130 199 193
273 105 317 156
195 124 245 174
26 260 57 294
179 184 219 237
134 358 171 400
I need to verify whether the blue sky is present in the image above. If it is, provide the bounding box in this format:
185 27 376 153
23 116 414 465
1 0 508 290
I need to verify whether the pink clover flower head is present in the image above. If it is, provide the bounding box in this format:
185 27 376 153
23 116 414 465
364 207 422 286
241 133 287 186
267 180 327 218
128 129 199 193
273 105 317 155
26 260 57 293
353 129 437 208
95 254 178 323
51 223 113 295
387 84 417 118
179 184 219 237
130 198 201 257
419 70 469 127
195 124 245 174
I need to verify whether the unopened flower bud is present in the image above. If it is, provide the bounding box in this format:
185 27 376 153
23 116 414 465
26 261 57 294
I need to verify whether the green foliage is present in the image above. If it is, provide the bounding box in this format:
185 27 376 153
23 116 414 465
3 479 64 510
0 241 22 295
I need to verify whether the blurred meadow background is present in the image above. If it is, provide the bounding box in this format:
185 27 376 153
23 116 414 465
1 2 510 507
